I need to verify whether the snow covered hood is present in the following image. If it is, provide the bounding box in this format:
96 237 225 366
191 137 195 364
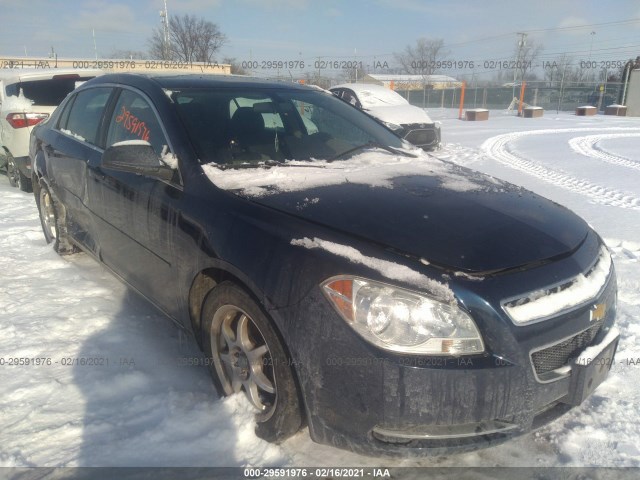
203 151 589 273
365 104 434 125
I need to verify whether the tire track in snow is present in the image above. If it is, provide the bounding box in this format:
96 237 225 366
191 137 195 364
606 238 640 264
481 128 640 211
569 133 640 171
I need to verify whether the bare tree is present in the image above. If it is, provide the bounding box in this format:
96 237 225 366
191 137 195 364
513 38 543 82
304 72 331 89
149 14 226 62
544 54 573 86
394 38 449 75
339 64 367 83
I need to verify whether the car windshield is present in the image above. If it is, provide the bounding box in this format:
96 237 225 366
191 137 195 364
356 88 408 108
171 87 406 166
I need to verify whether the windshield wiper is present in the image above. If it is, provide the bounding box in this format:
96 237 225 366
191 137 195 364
215 159 325 170
330 141 416 161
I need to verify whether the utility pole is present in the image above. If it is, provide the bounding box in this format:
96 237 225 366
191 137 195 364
160 0 170 60
512 32 527 102
92 29 98 60
354 48 358 83
588 31 596 83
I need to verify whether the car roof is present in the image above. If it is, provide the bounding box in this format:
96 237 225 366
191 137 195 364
86 73 314 92
0 68 103 83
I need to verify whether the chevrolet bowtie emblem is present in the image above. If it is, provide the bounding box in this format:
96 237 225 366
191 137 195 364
590 303 607 322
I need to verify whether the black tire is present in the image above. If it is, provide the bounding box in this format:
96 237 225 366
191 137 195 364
6 155 18 188
201 281 303 443
6 155 33 192
35 180 77 255
18 168 32 192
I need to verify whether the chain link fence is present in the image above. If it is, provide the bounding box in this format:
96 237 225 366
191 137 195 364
400 82 625 113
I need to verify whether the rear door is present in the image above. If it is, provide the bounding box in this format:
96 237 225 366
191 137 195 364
47 87 114 253
88 88 182 315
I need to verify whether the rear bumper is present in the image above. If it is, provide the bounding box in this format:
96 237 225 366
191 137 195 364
13 155 31 175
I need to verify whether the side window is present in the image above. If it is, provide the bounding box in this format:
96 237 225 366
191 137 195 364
342 90 361 109
59 88 112 146
56 95 75 131
294 97 370 145
106 89 168 156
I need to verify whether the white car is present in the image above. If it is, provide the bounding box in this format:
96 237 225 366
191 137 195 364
0 68 102 191
330 83 441 150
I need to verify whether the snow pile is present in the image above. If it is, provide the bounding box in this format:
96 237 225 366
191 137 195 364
0 187 288 467
203 149 486 197
290 237 454 302
161 145 179 169
2 89 33 111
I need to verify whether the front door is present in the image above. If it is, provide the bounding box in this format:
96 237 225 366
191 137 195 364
88 88 183 317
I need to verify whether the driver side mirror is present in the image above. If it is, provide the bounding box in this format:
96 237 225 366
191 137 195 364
102 141 175 182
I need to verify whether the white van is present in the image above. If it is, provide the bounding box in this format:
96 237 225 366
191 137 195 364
0 68 102 191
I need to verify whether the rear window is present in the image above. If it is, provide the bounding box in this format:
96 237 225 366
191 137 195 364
58 87 113 146
5 76 96 106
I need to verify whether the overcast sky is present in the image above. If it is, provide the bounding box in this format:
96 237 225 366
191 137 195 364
1 0 639 79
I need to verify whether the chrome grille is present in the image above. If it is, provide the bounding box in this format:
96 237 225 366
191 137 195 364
404 127 437 146
531 319 605 375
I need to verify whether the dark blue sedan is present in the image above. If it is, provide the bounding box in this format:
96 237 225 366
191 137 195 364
29 73 618 455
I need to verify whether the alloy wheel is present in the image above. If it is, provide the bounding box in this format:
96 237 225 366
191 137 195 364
211 305 277 420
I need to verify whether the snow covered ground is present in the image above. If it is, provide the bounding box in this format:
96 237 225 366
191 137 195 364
1 109 639 469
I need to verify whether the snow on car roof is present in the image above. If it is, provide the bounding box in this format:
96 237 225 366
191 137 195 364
332 83 408 107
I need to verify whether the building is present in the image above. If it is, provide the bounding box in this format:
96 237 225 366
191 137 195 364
625 68 640 116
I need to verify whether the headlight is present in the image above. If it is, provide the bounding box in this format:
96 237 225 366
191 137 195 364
322 276 484 355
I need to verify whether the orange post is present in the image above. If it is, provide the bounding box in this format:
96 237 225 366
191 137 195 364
458 81 466 120
518 81 526 116
389 80 395 90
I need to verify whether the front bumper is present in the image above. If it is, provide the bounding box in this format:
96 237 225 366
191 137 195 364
278 237 617 456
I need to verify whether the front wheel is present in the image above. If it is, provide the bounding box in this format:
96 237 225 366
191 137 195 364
201 282 303 442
